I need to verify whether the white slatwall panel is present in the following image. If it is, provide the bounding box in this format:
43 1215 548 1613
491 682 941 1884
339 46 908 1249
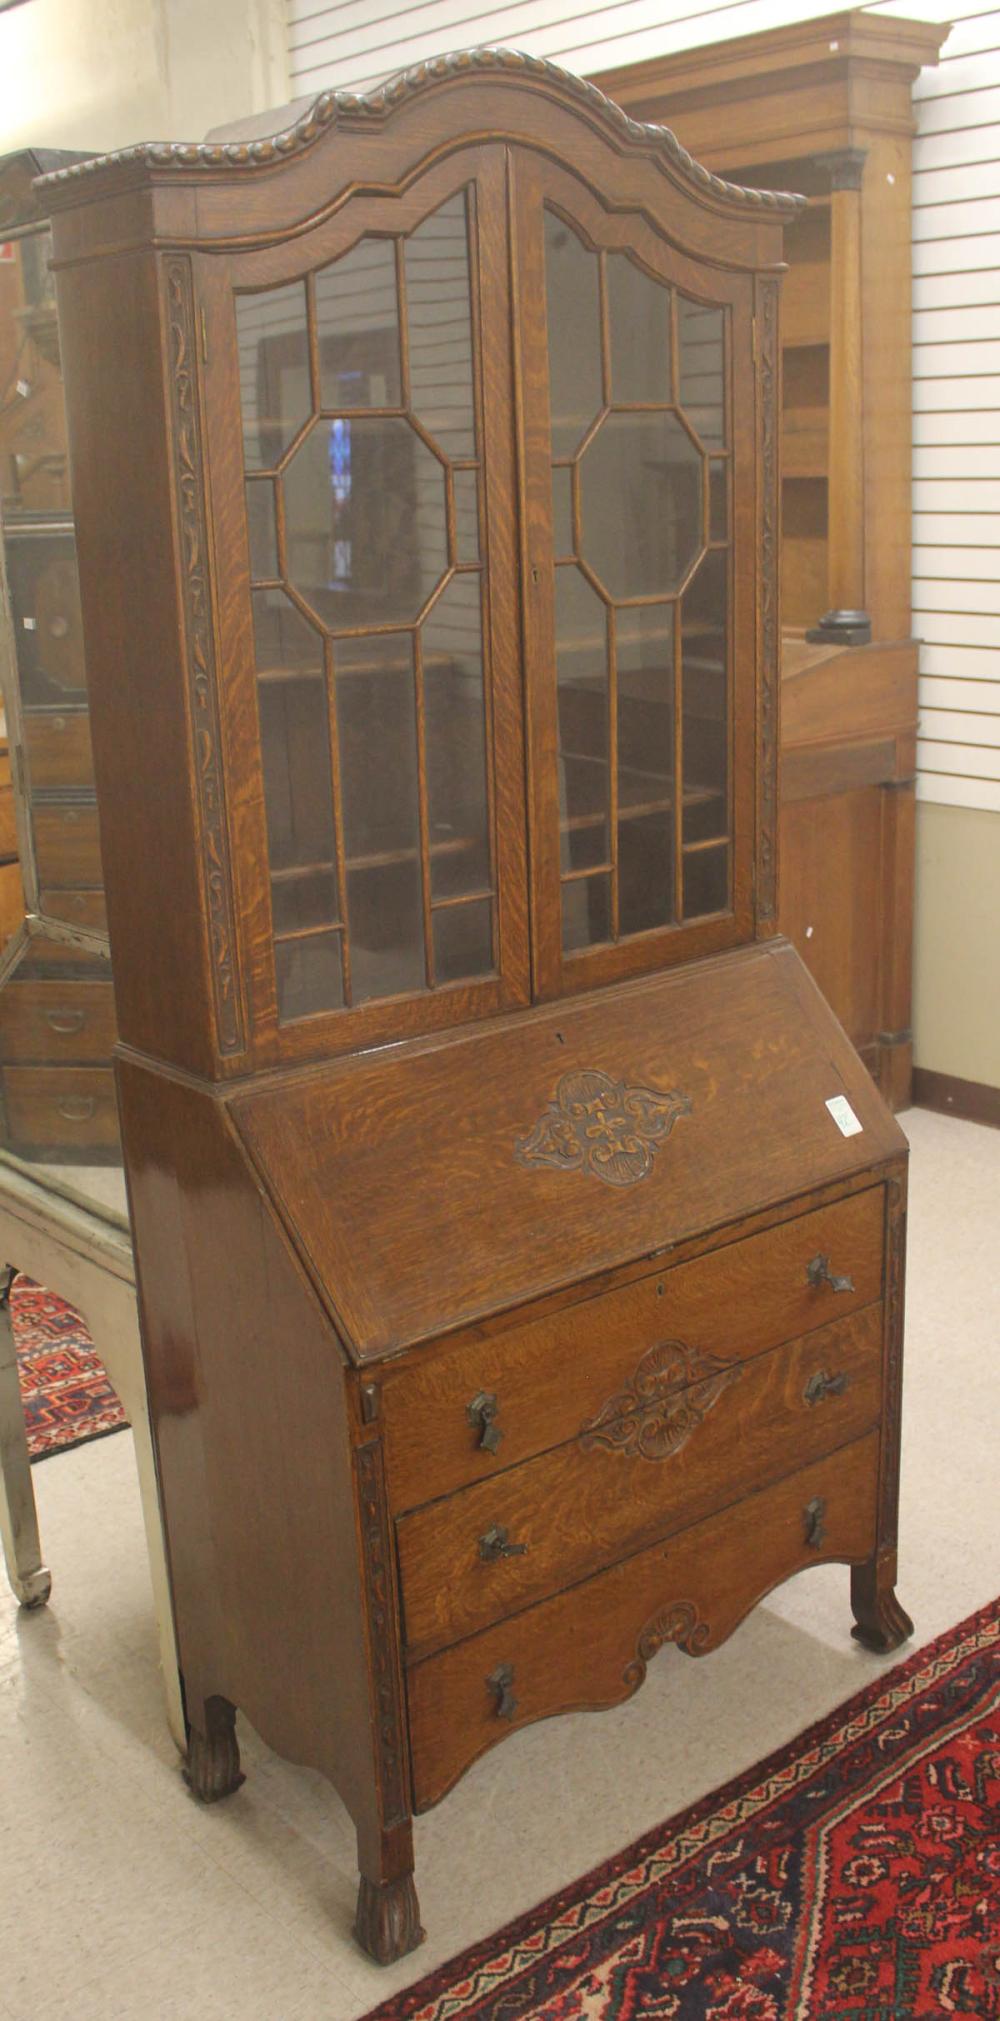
286 0 1000 811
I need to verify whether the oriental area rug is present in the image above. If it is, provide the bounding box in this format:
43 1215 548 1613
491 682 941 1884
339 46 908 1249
363 1599 1000 2021
11 1274 127 1460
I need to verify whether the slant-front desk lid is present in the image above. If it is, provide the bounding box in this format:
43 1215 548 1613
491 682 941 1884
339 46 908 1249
230 939 905 1362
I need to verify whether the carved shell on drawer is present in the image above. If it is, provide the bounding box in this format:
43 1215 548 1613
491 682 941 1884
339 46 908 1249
580 1340 741 1461
514 1068 692 1188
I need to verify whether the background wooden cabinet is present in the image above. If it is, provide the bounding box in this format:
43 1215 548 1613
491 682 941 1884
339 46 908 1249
592 10 949 1107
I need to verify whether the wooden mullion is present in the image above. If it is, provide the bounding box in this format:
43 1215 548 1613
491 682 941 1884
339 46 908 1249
412 629 435 988
324 635 353 1008
608 605 620 940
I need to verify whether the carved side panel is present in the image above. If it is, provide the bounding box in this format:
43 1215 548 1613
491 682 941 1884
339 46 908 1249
355 1440 410 1828
755 273 780 926
164 256 245 1057
880 1173 907 1543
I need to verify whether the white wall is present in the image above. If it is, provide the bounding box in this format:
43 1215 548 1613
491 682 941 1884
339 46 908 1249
0 0 289 152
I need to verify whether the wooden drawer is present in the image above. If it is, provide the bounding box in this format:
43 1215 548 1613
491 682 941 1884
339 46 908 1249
0 978 116 1064
40 887 108 933
381 1186 884 1513
407 1430 880 1811
397 1304 882 1657
0 776 17 860
0 861 22 948
1 1066 119 1153
33 803 104 888
24 710 95 791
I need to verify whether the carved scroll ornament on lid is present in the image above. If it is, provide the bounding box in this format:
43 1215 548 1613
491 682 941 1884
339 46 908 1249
514 1068 692 1188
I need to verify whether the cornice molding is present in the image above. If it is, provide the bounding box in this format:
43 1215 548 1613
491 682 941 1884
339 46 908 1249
35 46 804 215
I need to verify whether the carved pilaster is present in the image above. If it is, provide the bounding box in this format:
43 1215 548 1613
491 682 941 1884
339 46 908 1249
355 1441 409 1828
880 1172 908 1544
164 256 245 1058
755 274 780 925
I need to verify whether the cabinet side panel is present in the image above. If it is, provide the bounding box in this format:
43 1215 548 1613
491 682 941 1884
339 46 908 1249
52 245 233 1079
116 1054 382 1831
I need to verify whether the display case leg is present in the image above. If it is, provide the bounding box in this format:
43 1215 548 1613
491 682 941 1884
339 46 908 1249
183 1693 245 1802
851 1548 914 1654
0 1265 51 1610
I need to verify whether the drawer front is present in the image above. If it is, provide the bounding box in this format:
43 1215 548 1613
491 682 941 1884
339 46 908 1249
382 1186 884 1513
0 778 17 860
0 861 23 948
33 803 104 888
397 1304 882 1657
407 1430 879 1811
24 711 95 791
0 979 116 1064
40 887 108 933
1 1066 119 1153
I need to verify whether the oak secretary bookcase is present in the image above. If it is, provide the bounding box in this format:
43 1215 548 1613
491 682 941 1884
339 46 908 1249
42 54 912 1966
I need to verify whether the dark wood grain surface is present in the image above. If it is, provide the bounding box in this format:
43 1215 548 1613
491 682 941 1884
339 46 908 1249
233 940 904 1357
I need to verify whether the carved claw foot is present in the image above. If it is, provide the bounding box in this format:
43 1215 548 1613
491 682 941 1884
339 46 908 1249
355 1872 424 1966
183 1695 245 1803
851 1555 914 1654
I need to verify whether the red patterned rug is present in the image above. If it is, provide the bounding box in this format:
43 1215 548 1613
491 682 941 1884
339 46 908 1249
11 1274 128 1460
364 1600 1000 2021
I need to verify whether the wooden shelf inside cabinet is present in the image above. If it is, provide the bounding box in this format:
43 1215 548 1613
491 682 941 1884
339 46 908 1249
43 53 913 1971
591 7 949 1110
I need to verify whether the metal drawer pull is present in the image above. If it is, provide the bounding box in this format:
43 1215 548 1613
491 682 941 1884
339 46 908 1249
806 1253 854 1295
804 1368 848 1406
467 1390 503 1455
803 1496 826 1550
487 1662 518 1721
479 1523 527 1563
43 1008 86 1034
57 1097 96 1122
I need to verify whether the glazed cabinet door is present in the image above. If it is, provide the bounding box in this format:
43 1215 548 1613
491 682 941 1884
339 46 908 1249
201 147 529 1064
512 152 758 999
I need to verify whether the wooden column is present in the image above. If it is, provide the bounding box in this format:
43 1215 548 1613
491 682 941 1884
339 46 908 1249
810 147 870 647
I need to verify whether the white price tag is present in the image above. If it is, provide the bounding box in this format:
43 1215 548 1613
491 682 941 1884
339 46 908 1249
826 1094 862 1139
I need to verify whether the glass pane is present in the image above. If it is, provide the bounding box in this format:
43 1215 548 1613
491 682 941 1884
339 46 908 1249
405 192 476 460
276 932 344 1021
315 237 401 410
433 899 494 984
562 873 611 954
607 255 671 405
453 468 480 561
237 281 310 470
422 574 490 901
335 633 426 1004
4 530 87 705
617 606 674 813
271 867 339 937
282 415 448 631
252 587 323 677
0 231 73 519
681 550 728 845
246 480 278 581
348 862 425 1004
580 411 702 599
709 458 728 543
257 673 338 882
683 842 729 919
545 210 602 457
555 568 609 875
619 811 673 937
552 466 573 558
336 634 420 862
678 297 726 449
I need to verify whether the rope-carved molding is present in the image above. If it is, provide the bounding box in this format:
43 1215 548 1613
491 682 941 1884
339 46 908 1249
36 47 804 216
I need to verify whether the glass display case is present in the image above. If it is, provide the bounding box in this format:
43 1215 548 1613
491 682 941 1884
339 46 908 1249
0 149 122 1178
